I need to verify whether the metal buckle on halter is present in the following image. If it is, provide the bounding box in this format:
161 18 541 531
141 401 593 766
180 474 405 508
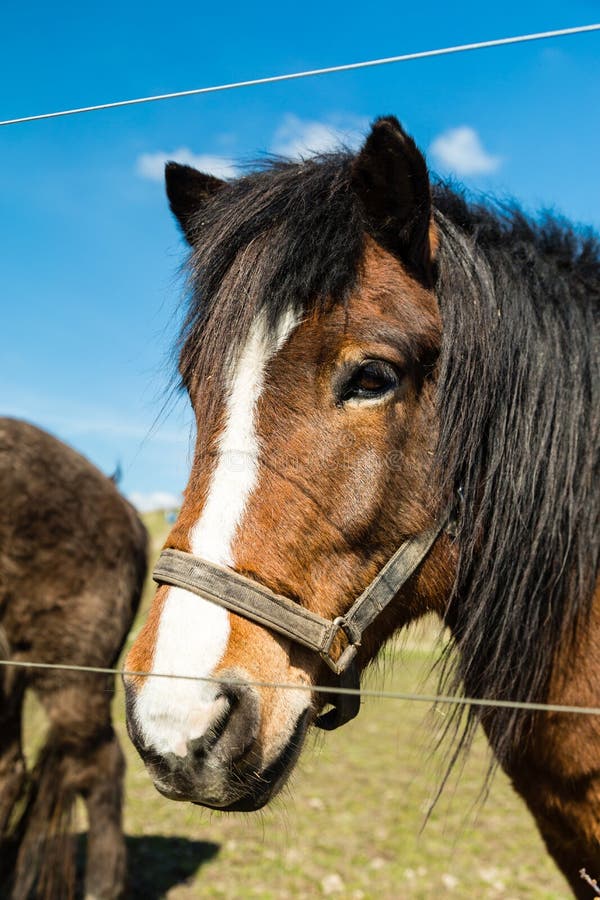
319 616 360 676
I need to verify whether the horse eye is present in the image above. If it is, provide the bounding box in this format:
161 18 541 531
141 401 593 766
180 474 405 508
338 360 400 404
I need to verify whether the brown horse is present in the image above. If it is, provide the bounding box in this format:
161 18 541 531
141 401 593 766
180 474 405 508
124 117 599 897
0 417 147 899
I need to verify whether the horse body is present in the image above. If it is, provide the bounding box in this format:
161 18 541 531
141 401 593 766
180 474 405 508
0 417 147 899
125 118 599 896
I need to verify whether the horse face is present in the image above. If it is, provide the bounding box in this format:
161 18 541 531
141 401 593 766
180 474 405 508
125 118 452 810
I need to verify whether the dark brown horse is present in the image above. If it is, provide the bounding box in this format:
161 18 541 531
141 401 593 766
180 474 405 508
0 417 147 899
124 117 599 897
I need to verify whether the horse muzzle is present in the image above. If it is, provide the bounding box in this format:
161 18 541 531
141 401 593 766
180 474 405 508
124 670 310 809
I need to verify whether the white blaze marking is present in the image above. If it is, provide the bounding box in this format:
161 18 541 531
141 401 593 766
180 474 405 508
134 308 299 755
189 307 298 564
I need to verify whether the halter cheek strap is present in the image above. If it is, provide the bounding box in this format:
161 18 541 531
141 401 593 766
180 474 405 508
153 510 452 730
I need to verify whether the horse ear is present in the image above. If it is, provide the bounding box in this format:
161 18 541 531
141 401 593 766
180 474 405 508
352 116 433 282
165 162 225 244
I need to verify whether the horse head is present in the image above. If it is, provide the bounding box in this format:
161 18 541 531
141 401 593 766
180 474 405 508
124 117 456 810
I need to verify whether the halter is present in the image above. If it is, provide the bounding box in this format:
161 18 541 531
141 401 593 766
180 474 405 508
153 508 453 731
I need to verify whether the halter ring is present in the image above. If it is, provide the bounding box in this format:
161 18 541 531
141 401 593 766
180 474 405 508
319 617 360 675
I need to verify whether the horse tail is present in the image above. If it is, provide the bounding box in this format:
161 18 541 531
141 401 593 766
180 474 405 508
9 736 78 900
0 625 22 842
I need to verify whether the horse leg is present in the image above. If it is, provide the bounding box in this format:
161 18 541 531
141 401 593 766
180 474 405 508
78 727 127 900
31 675 127 900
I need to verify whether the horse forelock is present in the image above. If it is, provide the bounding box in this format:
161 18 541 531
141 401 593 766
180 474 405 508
176 154 366 402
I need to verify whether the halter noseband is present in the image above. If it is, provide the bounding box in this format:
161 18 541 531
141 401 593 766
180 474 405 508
153 508 453 731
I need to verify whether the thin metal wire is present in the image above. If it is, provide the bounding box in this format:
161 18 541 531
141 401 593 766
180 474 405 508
580 870 600 897
1 24 599 128
1 656 599 717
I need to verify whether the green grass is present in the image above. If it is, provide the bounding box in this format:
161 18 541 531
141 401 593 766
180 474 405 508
28 512 571 898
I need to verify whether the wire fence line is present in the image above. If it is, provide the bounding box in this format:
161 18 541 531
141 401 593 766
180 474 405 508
1 656 600 718
1 24 599 128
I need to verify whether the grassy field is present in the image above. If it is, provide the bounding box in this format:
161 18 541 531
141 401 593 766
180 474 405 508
27 511 571 898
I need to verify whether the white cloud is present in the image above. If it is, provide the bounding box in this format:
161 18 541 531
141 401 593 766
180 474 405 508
128 490 181 512
272 114 368 159
429 126 502 176
136 115 368 182
136 148 237 182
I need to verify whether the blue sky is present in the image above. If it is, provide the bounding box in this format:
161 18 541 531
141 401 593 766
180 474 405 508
1 2 599 509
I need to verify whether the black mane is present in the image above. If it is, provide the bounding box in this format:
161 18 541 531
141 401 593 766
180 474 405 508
178 155 600 765
433 185 600 763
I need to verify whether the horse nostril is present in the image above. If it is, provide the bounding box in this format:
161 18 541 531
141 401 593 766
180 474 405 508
188 694 234 761
207 695 237 748
187 676 260 766
218 679 260 763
